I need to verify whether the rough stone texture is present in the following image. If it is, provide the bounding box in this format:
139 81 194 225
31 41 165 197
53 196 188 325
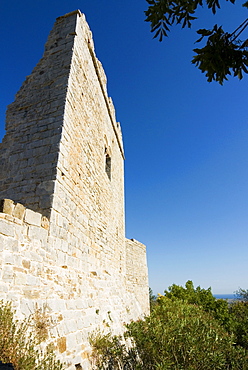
0 199 15 215
126 238 150 313
0 10 149 370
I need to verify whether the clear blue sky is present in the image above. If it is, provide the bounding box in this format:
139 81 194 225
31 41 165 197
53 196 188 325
0 0 247 294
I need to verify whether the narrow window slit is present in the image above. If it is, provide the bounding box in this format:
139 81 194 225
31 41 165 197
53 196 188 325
105 153 111 180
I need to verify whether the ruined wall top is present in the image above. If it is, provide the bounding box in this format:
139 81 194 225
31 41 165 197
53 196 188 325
0 10 124 217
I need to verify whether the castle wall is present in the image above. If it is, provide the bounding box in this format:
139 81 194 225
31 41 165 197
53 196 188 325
0 10 149 370
50 11 126 285
0 199 149 369
125 238 150 314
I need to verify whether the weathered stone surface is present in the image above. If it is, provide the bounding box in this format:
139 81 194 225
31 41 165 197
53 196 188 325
0 220 15 237
58 336 67 353
41 216 49 230
13 203 25 220
0 9 149 370
24 209 42 226
0 199 14 215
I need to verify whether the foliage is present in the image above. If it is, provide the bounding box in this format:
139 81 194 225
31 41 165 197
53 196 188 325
0 300 64 370
90 295 248 369
230 301 248 349
163 280 232 330
126 297 248 369
145 0 248 83
30 304 51 343
89 331 138 369
235 288 248 301
163 282 248 349
149 288 157 310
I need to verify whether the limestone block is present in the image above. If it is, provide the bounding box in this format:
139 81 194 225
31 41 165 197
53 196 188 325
66 332 78 349
66 319 79 333
74 298 88 310
20 300 35 316
22 259 31 269
28 224 48 242
13 203 26 220
14 222 28 241
47 298 67 313
0 199 14 215
29 250 43 263
0 281 8 294
66 299 77 310
26 274 39 286
3 251 14 265
24 208 42 226
75 317 85 331
6 292 20 303
58 336 67 353
23 288 40 299
2 236 18 252
56 321 69 337
14 272 27 285
2 266 14 282
0 220 15 237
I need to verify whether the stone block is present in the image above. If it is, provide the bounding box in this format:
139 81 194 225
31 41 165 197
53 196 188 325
0 220 15 238
57 336 67 353
2 266 14 282
14 272 27 285
0 199 14 215
22 259 31 269
3 251 14 265
13 203 25 220
66 332 78 349
24 208 42 226
28 225 48 242
0 234 18 252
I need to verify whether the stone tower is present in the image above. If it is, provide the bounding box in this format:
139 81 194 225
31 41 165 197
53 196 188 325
0 10 149 369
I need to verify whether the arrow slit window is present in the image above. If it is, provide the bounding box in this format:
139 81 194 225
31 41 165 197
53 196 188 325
105 149 111 181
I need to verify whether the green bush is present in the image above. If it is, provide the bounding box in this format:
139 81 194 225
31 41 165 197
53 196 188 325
89 331 137 369
0 300 64 370
163 280 232 330
90 297 248 369
127 297 248 369
230 301 248 349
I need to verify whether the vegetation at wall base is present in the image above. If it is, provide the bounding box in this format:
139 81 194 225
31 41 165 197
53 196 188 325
90 281 248 369
0 300 64 370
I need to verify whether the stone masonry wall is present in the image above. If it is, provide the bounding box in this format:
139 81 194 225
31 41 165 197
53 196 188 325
125 238 150 314
0 10 149 370
0 199 149 369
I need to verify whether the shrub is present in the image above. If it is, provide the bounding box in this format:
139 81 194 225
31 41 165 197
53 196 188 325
126 297 248 369
89 331 137 369
163 280 232 330
90 297 248 369
0 300 64 370
230 301 248 349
